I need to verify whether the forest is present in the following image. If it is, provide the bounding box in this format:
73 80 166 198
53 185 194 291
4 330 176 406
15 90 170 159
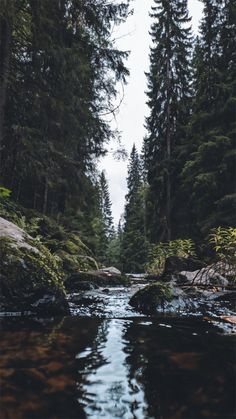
0 0 235 272
0 1 235 418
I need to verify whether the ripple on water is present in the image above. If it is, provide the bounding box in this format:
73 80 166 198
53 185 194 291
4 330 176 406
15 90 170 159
77 319 151 419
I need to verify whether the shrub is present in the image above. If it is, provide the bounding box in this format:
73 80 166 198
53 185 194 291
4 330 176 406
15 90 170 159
146 239 196 275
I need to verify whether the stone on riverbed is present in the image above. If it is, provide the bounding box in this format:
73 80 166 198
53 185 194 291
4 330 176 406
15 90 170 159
130 282 173 312
97 267 122 276
177 267 228 287
129 275 233 315
0 217 69 315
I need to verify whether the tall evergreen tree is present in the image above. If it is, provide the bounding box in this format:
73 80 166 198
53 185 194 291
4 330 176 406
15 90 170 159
144 0 192 243
121 144 147 273
179 0 236 239
0 0 130 247
99 171 114 240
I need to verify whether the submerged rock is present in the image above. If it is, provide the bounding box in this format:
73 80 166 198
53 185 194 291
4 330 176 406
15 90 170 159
0 218 69 315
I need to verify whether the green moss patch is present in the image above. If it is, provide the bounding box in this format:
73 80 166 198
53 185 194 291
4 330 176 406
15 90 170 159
0 236 69 315
130 282 173 312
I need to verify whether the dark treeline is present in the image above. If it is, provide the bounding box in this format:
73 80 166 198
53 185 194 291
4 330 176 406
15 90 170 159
0 0 235 272
0 0 130 260
120 0 236 272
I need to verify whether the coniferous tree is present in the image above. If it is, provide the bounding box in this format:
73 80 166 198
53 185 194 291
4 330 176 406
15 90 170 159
144 0 193 243
0 0 130 247
99 171 114 240
179 0 236 239
121 144 147 273
1 1 130 208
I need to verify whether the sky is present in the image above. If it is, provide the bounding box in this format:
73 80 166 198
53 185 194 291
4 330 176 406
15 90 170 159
99 0 203 225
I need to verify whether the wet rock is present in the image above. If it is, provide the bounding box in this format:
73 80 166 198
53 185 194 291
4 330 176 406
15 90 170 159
69 294 101 305
0 218 69 316
102 288 110 293
97 267 122 276
130 282 173 312
178 267 228 287
129 277 235 316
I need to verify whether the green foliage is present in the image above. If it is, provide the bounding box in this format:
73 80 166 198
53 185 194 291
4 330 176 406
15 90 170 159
209 227 236 266
146 239 196 275
0 187 11 198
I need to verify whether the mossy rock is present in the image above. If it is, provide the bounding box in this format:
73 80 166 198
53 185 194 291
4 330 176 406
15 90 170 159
55 250 98 274
129 282 173 313
0 198 99 278
0 220 69 315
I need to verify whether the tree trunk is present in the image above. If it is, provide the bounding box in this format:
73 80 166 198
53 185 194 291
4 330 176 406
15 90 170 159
166 40 171 242
43 177 48 214
0 15 11 172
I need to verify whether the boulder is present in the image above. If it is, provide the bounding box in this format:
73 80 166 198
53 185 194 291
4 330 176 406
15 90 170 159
0 218 69 315
130 282 173 312
178 267 228 287
96 267 122 276
129 275 234 315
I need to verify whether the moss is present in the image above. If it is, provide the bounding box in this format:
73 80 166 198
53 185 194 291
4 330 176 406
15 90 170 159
55 249 98 274
0 197 98 279
0 237 64 291
130 282 173 312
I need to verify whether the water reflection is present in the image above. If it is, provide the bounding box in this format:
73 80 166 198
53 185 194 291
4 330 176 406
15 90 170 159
0 316 235 419
77 319 149 418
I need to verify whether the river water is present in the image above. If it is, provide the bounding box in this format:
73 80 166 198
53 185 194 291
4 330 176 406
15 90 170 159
0 283 235 419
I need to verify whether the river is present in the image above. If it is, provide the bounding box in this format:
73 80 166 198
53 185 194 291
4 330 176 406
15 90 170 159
0 281 235 419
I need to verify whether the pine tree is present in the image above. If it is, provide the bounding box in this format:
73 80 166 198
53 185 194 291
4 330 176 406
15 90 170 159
121 145 147 273
99 171 114 240
179 0 236 239
0 0 130 247
144 0 193 243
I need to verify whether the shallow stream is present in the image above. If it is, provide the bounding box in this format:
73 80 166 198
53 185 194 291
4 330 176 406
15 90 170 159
0 281 235 418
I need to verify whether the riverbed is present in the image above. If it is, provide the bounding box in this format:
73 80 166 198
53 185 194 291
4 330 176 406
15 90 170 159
0 281 235 419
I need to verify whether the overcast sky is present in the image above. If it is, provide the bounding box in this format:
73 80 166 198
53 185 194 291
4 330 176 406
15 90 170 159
99 0 203 225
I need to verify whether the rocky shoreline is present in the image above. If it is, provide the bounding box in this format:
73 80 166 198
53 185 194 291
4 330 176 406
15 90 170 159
0 217 235 329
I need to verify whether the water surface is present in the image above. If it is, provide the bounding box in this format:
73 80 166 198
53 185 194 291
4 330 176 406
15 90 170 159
0 313 235 419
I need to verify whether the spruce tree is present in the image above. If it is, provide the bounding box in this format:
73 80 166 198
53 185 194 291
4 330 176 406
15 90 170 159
0 0 130 247
144 0 193 243
121 145 147 273
99 171 114 240
180 0 236 239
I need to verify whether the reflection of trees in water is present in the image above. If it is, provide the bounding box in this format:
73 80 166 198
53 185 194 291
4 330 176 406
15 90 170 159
77 319 149 418
0 316 101 419
124 319 236 419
